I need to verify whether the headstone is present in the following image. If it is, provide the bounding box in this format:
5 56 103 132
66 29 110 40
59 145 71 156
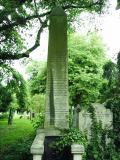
79 103 113 134
44 6 69 129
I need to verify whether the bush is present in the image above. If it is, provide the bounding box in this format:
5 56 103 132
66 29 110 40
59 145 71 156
0 133 35 160
0 113 8 120
31 112 44 130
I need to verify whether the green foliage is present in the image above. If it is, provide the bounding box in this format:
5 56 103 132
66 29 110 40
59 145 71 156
105 97 120 153
103 61 116 80
86 105 107 160
51 128 87 151
28 94 45 113
0 0 30 62
28 94 45 129
117 0 120 9
0 113 8 120
26 60 47 95
26 33 106 109
1 135 34 160
31 112 44 130
0 0 106 61
68 33 106 107
0 118 35 160
85 105 120 160
40 0 105 12
27 33 106 110
0 64 27 113
0 84 12 112
26 62 46 129
100 54 120 153
100 61 117 102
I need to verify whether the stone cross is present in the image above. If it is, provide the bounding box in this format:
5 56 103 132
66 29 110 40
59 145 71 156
44 6 69 129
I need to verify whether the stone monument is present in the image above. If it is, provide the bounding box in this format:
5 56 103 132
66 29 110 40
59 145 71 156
31 6 84 160
44 6 69 129
31 6 71 160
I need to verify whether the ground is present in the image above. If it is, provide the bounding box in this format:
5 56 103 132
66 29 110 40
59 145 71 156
0 118 35 160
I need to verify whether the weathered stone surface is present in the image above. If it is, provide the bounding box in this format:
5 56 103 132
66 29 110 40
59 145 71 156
71 144 84 160
33 155 42 160
31 133 45 155
44 6 69 129
71 144 84 154
79 103 113 134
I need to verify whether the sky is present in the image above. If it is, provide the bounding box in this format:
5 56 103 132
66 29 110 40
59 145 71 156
101 1 120 60
13 0 120 77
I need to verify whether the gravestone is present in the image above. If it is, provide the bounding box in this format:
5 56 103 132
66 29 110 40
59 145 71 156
79 103 113 136
44 6 69 129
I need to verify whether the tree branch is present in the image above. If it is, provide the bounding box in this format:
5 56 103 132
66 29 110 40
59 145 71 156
0 37 7 43
63 1 104 11
0 11 50 32
0 1 103 32
0 19 48 60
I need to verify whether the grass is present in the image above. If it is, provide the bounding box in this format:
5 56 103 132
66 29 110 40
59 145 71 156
0 118 35 160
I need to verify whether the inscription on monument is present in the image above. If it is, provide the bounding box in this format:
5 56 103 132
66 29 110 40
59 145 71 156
79 103 113 134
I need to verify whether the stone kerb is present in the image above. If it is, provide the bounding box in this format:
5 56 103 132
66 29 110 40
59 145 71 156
31 132 45 160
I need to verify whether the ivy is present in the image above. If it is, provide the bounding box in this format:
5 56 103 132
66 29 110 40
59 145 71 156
51 128 87 151
85 105 120 160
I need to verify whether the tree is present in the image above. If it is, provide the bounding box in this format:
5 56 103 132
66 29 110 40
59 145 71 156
28 94 45 128
7 94 19 125
0 64 27 124
100 53 120 153
0 84 12 112
100 61 117 102
0 1 110 118
27 33 106 108
117 0 120 9
68 33 106 107
26 60 47 95
29 94 45 114
0 0 106 61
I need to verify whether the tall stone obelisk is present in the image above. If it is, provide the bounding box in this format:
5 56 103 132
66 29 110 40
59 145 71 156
44 6 69 129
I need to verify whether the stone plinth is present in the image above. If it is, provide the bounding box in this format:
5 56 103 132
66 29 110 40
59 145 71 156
44 6 69 129
71 144 84 160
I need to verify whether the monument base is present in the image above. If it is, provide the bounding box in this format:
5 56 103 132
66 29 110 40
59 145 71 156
31 127 72 160
43 136 72 160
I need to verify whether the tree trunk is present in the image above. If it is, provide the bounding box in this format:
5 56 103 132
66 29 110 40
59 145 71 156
8 108 13 125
